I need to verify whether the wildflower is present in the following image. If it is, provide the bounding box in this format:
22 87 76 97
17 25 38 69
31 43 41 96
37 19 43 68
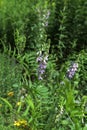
14 120 27 127
7 91 14 96
20 120 27 126
16 102 21 106
14 121 20 127
36 56 43 62
37 51 48 80
66 62 78 79
44 10 50 27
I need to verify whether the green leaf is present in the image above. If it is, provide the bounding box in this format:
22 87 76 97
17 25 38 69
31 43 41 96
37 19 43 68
17 104 22 113
62 120 69 125
26 95 34 110
23 105 30 116
36 85 49 96
0 97 13 110
83 126 87 130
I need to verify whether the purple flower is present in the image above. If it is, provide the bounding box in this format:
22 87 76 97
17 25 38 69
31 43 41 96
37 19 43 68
36 51 48 80
40 70 45 74
36 56 42 62
66 62 78 79
73 63 78 68
39 63 47 69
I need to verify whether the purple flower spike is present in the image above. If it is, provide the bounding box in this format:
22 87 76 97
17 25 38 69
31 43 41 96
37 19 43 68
40 69 45 74
66 62 78 79
39 63 47 69
36 51 48 80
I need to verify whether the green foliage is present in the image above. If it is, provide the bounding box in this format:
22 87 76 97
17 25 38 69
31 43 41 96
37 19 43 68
0 97 13 110
0 0 87 130
0 53 22 97
48 0 87 64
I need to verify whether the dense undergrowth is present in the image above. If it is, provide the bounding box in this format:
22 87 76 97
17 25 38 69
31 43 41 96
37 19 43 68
0 0 87 130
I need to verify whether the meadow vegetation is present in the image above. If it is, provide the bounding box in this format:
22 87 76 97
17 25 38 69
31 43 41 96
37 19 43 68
0 0 87 130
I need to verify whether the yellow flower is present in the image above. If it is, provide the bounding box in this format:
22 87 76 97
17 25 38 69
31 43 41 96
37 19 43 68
14 120 27 127
16 102 21 106
14 121 21 127
7 91 14 96
20 120 27 126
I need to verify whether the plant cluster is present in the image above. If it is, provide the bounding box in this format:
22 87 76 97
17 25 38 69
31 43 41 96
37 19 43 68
0 0 87 130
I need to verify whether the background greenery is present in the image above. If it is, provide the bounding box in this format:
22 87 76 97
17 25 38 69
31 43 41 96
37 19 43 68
0 0 87 130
